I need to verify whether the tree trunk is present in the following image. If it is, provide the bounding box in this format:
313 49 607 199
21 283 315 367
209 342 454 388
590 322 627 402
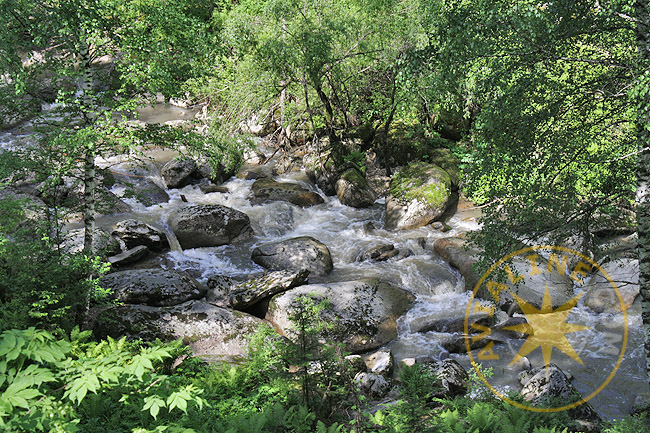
79 39 97 256
635 0 650 383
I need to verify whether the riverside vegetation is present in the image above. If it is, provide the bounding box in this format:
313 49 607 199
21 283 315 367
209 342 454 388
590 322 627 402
1 0 650 432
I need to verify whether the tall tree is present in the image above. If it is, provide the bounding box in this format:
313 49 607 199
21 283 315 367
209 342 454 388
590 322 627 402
0 0 218 253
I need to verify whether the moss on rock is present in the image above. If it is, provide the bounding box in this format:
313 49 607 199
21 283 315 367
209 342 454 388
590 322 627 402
389 162 451 207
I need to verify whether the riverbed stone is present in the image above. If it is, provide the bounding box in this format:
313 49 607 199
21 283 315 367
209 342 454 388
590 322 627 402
168 204 253 249
385 162 453 230
335 167 376 208
229 269 310 309
112 219 169 252
419 358 469 398
357 244 399 262
251 236 333 276
414 313 491 334
108 245 150 266
433 237 481 291
161 158 199 189
93 300 264 362
583 258 639 313
266 279 415 353
99 269 206 307
251 178 324 207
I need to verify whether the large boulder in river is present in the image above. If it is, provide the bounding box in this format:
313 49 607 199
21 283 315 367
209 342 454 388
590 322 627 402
433 237 481 290
99 269 206 307
266 279 415 353
161 158 199 189
93 300 263 362
385 162 453 230
335 167 376 208
251 178 324 207
112 219 169 251
251 236 333 276
584 258 640 313
168 204 253 249
110 172 170 206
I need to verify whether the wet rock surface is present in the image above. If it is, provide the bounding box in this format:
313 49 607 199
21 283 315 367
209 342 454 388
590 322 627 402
112 219 169 251
251 236 333 276
169 204 253 249
251 178 324 207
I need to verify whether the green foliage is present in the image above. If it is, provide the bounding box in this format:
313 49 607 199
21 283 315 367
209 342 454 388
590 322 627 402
603 413 650 432
0 328 206 432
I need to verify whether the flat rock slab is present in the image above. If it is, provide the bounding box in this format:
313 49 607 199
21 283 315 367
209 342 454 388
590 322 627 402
251 178 324 207
169 204 253 249
266 279 415 353
229 270 310 309
108 245 150 266
93 300 264 362
252 236 333 276
99 269 206 307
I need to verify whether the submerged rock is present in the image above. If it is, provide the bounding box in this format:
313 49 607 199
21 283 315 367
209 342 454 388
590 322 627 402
251 178 324 207
112 219 169 252
111 174 170 206
93 300 264 362
266 279 415 353
251 236 333 276
335 167 376 208
168 204 253 249
385 162 453 230
99 269 206 307
357 244 399 262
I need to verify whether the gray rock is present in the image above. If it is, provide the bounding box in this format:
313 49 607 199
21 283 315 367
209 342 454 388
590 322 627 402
433 237 480 292
354 373 390 398
99 269 206 307
64 228 121 257
364 349 393 377
161 158 198 189
251 178 324 207
169 204 253 249
335 167 376 208
519 363 600 422
93 300 264 362
112 219 169 252
385 163 452 230
206 275 236 307
108 245 150 266
420 359 469 398
252 236 333 276
229 270 310 309
584 258 639 313
266 279 415 353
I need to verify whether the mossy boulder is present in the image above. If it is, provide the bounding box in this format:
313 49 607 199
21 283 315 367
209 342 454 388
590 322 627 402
266 279 415 353
428 148 461 188
335 167 376 208
93 300 264 362
385 162 452 230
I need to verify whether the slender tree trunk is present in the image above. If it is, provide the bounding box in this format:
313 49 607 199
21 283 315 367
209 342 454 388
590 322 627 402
79 39 97 256
635 0 650 382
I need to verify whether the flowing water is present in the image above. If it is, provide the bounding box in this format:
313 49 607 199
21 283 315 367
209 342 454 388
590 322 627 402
3 104 648 419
